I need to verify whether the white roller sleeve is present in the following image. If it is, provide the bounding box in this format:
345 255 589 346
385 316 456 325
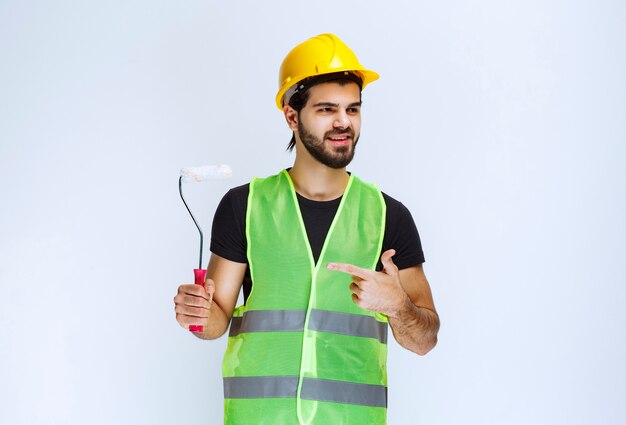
180 164 233 182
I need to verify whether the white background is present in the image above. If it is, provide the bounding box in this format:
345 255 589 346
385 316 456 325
1 1 625 424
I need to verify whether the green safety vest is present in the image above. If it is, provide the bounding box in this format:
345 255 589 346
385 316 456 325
222 170 388 425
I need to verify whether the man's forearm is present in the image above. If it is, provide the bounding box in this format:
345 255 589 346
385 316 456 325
193 302 231 340
388 295 440 355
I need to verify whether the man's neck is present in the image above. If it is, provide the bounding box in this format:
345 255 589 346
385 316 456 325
288 158 350 201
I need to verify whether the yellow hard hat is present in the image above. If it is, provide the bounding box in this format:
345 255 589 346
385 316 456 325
275 33 380 110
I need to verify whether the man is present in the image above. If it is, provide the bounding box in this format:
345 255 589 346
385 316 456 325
174 33 439 425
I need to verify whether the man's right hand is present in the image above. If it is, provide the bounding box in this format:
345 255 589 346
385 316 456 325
174 278 215 331
173 253 247 339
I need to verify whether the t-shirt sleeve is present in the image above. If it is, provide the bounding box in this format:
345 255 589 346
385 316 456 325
379 193 425 271
209 184 249 264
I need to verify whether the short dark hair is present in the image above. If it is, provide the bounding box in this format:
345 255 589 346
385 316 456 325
286 73 362 152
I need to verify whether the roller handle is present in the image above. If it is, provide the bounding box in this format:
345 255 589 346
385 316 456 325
189 268 207 333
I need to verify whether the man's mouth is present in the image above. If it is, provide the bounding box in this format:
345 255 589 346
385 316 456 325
326 133 352 146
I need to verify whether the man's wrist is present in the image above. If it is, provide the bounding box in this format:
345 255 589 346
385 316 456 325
386 292 415 320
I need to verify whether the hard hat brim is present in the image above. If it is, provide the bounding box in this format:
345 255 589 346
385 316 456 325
275 69 380 110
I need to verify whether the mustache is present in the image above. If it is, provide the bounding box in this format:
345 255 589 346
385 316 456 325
324 128 355 138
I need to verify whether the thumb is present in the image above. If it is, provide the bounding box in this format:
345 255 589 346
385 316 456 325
380 249 398 276
204 278 215 303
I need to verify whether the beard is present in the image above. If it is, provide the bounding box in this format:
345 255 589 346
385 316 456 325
297 119 359 169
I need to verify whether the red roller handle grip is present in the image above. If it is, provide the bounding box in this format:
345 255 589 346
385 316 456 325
189 268 207 333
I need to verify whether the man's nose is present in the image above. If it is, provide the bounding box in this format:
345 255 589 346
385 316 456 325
333 110 351 129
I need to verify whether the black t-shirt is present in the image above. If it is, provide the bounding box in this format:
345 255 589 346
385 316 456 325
210 181 425 304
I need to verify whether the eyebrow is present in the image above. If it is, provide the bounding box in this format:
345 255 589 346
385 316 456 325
312 101 363 108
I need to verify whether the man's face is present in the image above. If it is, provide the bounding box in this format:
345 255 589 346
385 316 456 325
296 81 362 169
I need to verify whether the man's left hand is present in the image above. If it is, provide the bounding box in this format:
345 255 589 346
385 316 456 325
327 249 408 317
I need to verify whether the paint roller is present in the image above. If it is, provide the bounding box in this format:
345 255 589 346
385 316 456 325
179 164 232 332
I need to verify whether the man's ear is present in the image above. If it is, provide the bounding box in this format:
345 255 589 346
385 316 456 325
283 104 298 131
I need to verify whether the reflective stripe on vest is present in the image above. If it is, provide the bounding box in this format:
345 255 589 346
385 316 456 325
229 309 388 344
222 170 387 425
224 376 387 408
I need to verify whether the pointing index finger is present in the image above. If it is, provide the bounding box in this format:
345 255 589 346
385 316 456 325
327 262 372 280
